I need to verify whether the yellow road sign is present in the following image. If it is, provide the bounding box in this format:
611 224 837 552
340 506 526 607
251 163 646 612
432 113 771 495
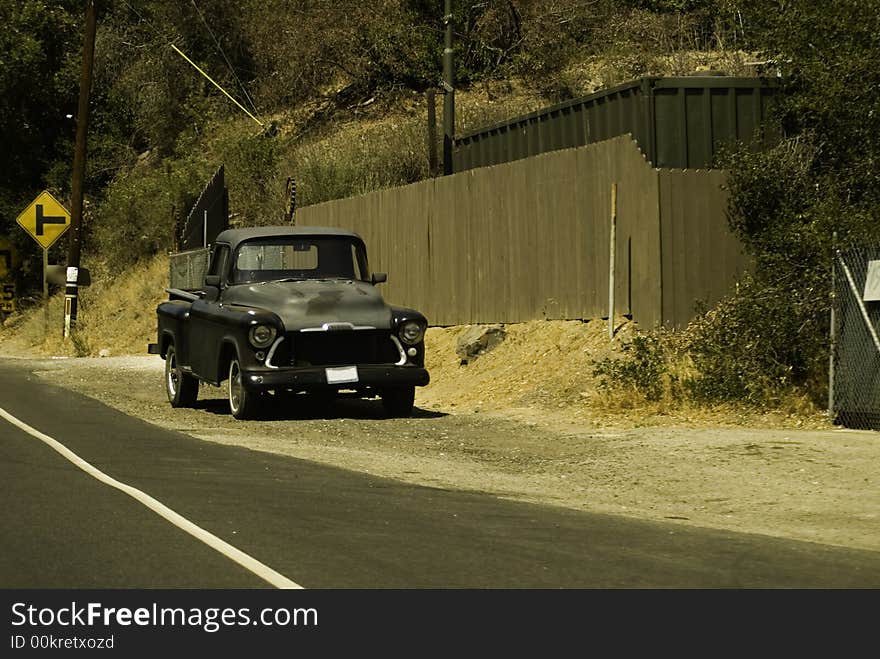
0 236 18 280
16 190 71 250
0 282 14 313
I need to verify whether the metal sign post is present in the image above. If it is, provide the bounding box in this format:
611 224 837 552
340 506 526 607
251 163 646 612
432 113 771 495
828 232 837 419
43 248 49 334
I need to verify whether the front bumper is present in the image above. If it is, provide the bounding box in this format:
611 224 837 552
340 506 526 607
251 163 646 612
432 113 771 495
241 364 430 392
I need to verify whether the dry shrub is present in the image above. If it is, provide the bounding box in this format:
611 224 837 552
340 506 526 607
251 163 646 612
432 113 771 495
0 255 169 358
280 116 430 208
73 255 170 357
421 318 642 414
590 328 694 410
0 293 80 358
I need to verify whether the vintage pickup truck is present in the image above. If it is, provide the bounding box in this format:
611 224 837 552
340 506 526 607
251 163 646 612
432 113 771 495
149 226 430 419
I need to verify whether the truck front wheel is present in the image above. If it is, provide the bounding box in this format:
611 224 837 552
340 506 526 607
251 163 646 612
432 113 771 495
165 344 198 408
228 357 260 420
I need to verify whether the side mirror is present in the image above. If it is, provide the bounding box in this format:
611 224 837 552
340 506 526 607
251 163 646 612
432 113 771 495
371 272 387 285
204 274 221 301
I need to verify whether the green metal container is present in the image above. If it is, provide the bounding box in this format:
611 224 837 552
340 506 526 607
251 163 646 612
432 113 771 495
453 76 781 172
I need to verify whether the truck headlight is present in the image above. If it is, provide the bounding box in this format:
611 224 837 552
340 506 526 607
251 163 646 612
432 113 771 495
249 324 277 349
399 321 425 346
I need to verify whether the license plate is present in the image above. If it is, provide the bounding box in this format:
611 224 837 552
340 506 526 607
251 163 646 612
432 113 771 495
325 365 359 384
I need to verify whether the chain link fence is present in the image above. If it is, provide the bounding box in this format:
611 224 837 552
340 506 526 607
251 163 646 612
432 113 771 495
169 247 210 291
831 245 880 429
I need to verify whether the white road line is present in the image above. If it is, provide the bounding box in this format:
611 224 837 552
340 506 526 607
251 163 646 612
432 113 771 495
0 406 303 590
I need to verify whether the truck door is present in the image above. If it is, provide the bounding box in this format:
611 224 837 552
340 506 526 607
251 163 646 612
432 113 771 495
188 244 231 382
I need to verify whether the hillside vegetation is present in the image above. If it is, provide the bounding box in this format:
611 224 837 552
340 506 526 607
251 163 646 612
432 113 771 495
2 0 879 415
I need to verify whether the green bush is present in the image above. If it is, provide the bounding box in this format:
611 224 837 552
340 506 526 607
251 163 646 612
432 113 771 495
213 128 281 225
92 155 212 273
672 0 880 408
592 333 677 402
681 274 828 407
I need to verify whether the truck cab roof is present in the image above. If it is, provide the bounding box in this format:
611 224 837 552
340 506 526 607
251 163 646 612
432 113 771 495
214 226 364 251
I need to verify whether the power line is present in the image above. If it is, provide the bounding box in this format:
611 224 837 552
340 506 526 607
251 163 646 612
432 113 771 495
119 0 263 127
170 44 263 127
189 0 259 115
119 0 175 44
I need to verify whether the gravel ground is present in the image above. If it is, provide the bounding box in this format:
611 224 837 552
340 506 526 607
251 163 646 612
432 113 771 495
14 350 879 554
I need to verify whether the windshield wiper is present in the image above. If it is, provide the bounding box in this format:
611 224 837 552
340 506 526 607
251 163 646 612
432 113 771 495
266 277 353 283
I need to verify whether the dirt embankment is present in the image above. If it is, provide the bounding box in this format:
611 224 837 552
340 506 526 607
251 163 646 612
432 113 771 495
3 317 878 554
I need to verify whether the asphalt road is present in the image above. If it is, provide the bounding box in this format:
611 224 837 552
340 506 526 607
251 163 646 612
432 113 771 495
1 360 878 588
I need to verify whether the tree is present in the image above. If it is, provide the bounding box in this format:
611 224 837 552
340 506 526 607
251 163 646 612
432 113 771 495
685 0 880 405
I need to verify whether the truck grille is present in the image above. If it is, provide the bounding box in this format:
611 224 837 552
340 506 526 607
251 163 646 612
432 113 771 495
272 330 401 367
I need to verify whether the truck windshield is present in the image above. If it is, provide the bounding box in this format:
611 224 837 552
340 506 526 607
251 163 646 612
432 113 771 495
232 237 369 284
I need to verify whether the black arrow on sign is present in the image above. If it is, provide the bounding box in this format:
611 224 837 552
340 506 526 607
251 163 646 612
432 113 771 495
36 204 67 236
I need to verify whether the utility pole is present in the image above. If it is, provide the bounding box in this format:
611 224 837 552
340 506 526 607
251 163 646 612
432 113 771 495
442 0 455 175
65 0 96 339
426 89 438 176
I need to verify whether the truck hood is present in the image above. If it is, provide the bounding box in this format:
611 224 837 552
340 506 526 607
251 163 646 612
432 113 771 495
221 279 392 331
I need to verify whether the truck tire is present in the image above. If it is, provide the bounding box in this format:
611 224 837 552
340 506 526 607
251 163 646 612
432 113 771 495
381 386 415 418
228 357 260 420
165 343 198 408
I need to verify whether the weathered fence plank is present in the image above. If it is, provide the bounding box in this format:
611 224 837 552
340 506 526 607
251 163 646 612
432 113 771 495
297 135 747 328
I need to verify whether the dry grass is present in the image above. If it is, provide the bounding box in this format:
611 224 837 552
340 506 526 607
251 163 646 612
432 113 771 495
74 256 169 358
419 320 830 431
0 255 168 358
422 318 635 411
556 49 759 97
0 276 828 430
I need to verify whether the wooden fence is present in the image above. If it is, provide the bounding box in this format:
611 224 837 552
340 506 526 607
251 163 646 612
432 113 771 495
297 135 749 328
